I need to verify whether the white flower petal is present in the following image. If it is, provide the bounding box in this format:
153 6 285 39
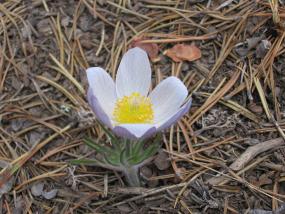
87 67 116 118
113 124 156 140
149 77 188 123
156 98 192 131
87 89 113 129
116 47 151 98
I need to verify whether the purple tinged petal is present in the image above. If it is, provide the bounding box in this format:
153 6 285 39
156 98 192 132
86 67 116 117
112 124 157 140
87 88 113 129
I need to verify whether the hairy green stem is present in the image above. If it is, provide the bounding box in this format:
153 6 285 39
123 166 141 187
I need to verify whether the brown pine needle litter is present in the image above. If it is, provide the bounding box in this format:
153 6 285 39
1 0 285 213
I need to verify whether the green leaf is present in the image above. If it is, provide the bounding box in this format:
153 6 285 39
83 138 111 154
119 148 128 165
128 155 142 165
132 140 145 157
70 158 101 166
125 140 131 157
153 133 162 145
145 143 160 157
104 152 121 166
97 121 117 141
129 142 160 165
111 139 121 150
96 121 122 150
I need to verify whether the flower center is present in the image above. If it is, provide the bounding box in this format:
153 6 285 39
113 92 154 124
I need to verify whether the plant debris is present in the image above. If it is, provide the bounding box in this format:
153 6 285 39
164 44 201 62
130 37 159 61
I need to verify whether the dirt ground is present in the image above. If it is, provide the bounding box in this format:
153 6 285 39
1 0 285 213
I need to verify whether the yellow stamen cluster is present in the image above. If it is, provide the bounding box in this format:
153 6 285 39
113 92 154 124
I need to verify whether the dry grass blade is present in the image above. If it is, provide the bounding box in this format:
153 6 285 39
198 92 261 123
49 54 85 95
14 165 67 191
254 77 285 140
0 125 71 191
35 75 79 106
189 70 240 125
204 14 249 84
254 77 271 119
269 0 280 25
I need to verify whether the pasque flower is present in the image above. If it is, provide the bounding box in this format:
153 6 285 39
87 47 192 140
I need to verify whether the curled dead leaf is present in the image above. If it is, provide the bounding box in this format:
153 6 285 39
164 44 201 62
251 172 273 187
130 37 159 61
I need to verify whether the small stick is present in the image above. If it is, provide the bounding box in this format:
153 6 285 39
230 138 284 171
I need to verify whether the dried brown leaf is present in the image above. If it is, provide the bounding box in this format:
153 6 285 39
164 44 201 62
251 172 273 187
130 37 159 60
